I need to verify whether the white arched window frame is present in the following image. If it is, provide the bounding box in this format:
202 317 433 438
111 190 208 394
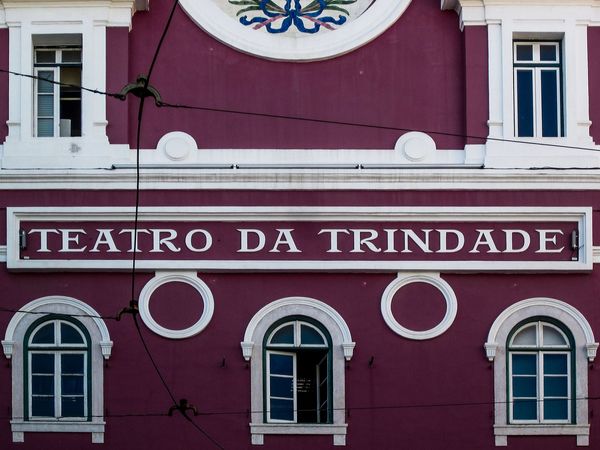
2 296 113 444
241 297 355 446
484 298 598 446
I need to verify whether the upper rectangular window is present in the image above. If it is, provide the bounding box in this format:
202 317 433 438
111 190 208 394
513 41 563 138
33 38 82 138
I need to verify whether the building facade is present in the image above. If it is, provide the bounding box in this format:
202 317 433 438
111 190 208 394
1 0 600 448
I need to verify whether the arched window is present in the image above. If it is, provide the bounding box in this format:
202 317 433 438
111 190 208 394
507 319 574 424
2 296 112 443
25 317 91 420
485 298 597 446
264 318 332 424
241 297 355 446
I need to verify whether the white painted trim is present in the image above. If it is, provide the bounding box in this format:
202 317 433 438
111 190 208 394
6 206 592 272
380 273 458 340
0 245 6 262
178 0 411 61
242 296 355 361
485 297 598 361
2 295 113 358
1 295 111 443
594 246 600 263
484 297 596 446
0 0 135 169
6 168 600 190
138 271 215 339
242 296 353 446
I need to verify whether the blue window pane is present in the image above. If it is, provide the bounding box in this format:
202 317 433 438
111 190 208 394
544 354 567 375
301 325 325 346
32 375 54 395
513 399 537 420
38 118 54 137
270 324 294 345
32 396 55 417
37 71 54 93
513 377 537 397
544 398 568 420
512 354 537 375
61 323 84 344
61 396 84 417
270 376 293 399
62 375 84 395
544 376 568 397
61 354 84 374
37 95 54 117
270 398 294 421
32 354 54 374
269 353 293 376
32 323 55 344
516 70 534 137
540 45 557 62
541 70 559 137
516 45 533 61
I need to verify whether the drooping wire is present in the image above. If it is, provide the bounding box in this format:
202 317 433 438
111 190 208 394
120 1 225 448
0 67 123 99
1 66 600 154
0 306 117 321
157 99 600 153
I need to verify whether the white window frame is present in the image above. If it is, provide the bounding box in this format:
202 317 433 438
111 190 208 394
513 41 563 138
27 320 89 421
265 320 331 424
484 298 598 446
2 296 113 444
33 46 82 138
0 0 137 169
507 322 572 425
441 1 600 168
241 297 355 446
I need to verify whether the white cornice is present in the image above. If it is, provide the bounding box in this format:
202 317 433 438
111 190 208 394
2 168 600 190
0 0 139 27
441 0 600 28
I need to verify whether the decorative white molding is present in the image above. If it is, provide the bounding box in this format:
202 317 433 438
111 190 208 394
242 296 355 361
241 296 353 446
138 271 215 339
178 0 411 61
6 168 600 190
0 245 6 262
6 206 593 272
485 297 596 446
485 297 598 362
593 246 600 263
2 295 113 359
2 295 112 443
380 272 458 340
0 0 136 169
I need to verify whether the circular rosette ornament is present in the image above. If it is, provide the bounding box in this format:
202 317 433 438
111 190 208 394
179 0 412 61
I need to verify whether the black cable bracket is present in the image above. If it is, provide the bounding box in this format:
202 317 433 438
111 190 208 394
118 74 162 105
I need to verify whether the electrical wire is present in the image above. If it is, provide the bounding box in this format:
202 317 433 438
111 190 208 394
1 66 600 154
0 306 117 321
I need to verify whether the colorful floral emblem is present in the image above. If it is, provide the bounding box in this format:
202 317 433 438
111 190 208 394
228 0 359 33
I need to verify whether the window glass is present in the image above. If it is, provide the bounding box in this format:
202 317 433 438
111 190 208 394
512 324 537 346
540 45 557 62
542 324 567 346
61 323 84 344
31 323 55 344
516 44 533 61
300 324 326 346
269 324 294 345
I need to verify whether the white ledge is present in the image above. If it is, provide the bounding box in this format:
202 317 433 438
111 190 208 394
250 423 347 446
494 424 590 446
11 420 105 444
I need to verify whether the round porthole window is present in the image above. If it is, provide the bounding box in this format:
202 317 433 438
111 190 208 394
179 0 412 61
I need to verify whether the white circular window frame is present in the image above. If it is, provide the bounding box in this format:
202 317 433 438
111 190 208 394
138 271 215 339
380 272 458 340
179 0 412 61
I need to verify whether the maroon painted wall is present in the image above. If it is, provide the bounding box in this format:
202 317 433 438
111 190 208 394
0 28 8 143
115 0 466 150
0 269 598 449
588 27 600 144
464 26 489 144
106 27 130 145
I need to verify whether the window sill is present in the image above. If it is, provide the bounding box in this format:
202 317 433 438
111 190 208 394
494 424 590 446
250 423 348 446
10 419 105 444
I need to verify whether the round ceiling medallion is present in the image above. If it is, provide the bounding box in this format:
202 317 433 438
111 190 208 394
179 0 412 61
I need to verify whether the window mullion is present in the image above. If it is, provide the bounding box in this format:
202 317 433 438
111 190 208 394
55 351 61 419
